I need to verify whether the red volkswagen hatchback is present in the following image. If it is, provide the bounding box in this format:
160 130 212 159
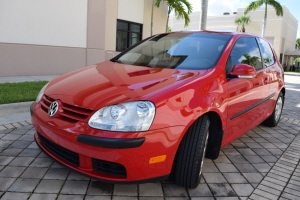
31 31 285 188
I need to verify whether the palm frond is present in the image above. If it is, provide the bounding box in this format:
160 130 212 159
296 38 300 49
267 0 283 16
179 0 193 14
165 0 192 27
235 16 251 25
244 0 264 14
154 0 162 8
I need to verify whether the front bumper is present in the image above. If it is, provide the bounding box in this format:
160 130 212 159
31 102 185 183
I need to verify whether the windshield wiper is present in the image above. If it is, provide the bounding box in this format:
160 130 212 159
112 59 123 64
110 57 123 64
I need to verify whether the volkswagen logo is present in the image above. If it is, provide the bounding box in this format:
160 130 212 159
48 101 59 117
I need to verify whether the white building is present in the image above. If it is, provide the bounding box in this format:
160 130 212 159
169 6 298 66
0 0 168 76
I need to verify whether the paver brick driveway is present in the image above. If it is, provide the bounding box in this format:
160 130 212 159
1 75 300 200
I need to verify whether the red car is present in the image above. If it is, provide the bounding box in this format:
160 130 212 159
31 31 284 188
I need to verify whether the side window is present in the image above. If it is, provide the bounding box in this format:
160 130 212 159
257 38 275 67
228 37 263 71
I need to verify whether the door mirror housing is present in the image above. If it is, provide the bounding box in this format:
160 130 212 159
229 64 256 79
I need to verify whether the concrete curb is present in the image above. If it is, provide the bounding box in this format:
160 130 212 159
0 101 33 126
284 72 300 76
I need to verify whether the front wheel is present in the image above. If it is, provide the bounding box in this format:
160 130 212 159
263 92 284 127
174 115 210 189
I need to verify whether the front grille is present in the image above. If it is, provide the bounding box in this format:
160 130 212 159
40 95 94 123
38 133 80 166
92 158 127 177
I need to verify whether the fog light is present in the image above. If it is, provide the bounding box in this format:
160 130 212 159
149 155 166 164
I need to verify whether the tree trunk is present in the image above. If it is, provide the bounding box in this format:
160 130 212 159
201 0 208 30
166 7 171 32
262 2 267 37
151 0 154 36
242 25 245 33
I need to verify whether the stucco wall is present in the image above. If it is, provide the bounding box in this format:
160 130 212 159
143 0 168 38
169 5 298 59
0 0 88 48
0 0 168 76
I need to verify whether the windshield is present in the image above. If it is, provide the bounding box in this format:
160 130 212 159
113 33 232 70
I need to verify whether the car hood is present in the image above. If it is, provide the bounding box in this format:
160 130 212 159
45 61 207 110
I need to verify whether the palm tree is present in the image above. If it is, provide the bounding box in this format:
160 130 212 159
235 15 251 32
241 54 260 67
296 38 300 49
201 0 208 30
293 57 300 65
244 0 283 37
151 0 154 36
155 0 193 32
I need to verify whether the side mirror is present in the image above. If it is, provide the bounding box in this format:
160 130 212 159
229 64 256 79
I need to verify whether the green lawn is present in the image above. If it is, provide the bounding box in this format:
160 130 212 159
286 71 300 74
0 81 48 104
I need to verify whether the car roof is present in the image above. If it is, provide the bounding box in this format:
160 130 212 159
167 30 257 37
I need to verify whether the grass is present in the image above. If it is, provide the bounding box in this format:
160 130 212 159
285 71 300 74
0 81 48 104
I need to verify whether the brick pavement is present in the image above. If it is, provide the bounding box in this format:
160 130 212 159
0 75 300 200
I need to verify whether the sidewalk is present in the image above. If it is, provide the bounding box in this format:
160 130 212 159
284 72 300 76
0 75 58 84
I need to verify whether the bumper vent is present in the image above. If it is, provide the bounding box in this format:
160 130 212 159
40 95 94 123
92 158 127 177
38 133 80 166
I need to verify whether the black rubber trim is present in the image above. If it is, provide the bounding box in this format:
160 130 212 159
89 174 169 185
230 92 276 120
30 102 34 116
35 135 169 184
77 135 145 149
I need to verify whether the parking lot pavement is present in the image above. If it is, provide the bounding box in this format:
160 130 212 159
0 75 300 200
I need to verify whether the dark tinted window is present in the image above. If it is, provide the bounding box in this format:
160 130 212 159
116 20 142 51
257 38 275 67
229 37 263 71
115 33 232 70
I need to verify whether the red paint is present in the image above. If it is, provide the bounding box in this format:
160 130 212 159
32 31 284 183
230 64 256 76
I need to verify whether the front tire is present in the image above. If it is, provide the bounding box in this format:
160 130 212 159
263 92 284 127
174 115 210 189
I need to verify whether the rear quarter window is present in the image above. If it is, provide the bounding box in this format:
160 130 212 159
257 38 275 67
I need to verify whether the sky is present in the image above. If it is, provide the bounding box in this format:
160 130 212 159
187 0 300 38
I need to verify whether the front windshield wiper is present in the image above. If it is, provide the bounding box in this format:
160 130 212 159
112 59 123 64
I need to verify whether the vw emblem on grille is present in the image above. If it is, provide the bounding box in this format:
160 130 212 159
48 101 59 117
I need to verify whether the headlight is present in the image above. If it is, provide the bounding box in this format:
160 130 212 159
88 101 156 132
35 83 49 103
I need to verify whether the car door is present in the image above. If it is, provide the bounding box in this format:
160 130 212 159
224 36 270 143
256 38 278 97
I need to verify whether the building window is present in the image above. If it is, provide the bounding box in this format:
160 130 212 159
116 20 142 51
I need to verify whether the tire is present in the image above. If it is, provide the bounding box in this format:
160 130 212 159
174 115 210 189
263 92 284 127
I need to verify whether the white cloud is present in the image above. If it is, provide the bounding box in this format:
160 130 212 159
188 0 249 16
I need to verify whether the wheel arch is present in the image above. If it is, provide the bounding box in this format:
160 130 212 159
169 111 224 182
205 111 224 160
280 87 285 106
281 87 285 98
173 111 224 165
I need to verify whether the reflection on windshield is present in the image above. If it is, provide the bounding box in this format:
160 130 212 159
241 54 260 67
114 33 232 70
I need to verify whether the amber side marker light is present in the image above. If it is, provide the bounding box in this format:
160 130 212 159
149 155 167 164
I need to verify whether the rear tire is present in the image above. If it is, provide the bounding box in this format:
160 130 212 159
263 92 284 127
174 115 210 189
